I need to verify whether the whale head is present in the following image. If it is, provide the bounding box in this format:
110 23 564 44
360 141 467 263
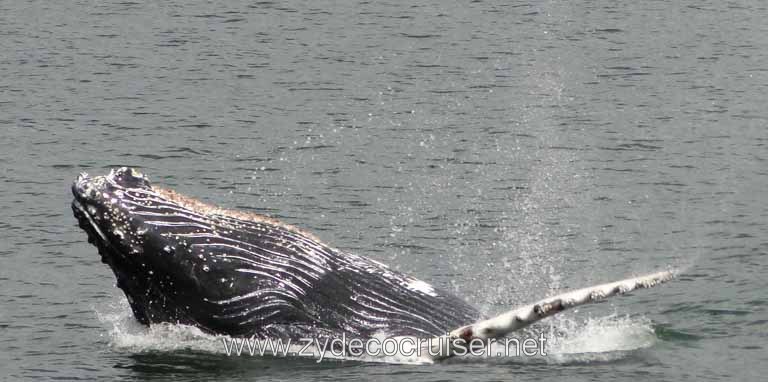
72 167 199 326
72 167 153 257
71 167 278 334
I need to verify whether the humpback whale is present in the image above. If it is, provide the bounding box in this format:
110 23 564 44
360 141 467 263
72 168 674 361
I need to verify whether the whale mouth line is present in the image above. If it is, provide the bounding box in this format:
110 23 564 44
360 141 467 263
72 198 123 263
72 200 109 242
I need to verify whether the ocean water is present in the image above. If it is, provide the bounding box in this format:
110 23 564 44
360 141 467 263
1 0 766 380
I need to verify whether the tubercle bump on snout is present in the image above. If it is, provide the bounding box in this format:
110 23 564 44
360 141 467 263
76 172 89 183
108 167 151 190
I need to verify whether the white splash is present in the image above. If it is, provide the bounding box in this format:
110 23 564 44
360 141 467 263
92 297 429 365
93 297 657 365
95 298 223 353
542 313 657 363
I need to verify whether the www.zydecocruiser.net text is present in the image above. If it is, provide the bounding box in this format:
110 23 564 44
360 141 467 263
221 333 548 361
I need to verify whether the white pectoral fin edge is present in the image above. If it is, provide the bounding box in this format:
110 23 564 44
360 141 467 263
425 269 677 361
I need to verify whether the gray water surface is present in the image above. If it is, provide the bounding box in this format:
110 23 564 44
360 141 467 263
1 0 767 380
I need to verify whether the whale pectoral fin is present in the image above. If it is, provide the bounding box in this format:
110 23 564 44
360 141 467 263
422 269 677 361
